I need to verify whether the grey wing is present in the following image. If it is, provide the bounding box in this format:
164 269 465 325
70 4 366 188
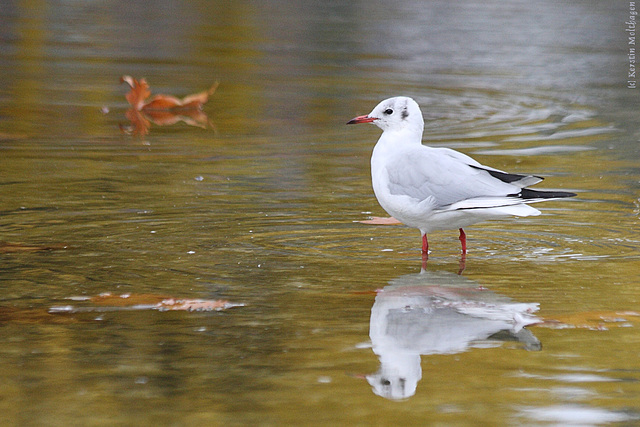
385 148 529 208
435 148 543 188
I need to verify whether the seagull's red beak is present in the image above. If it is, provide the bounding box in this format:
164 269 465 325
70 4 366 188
347 115 376 125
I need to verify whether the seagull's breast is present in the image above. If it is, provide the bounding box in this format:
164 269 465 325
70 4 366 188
370 142 439 222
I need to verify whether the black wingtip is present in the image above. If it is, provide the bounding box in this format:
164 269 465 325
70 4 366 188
517 189 577 199
470 165 542 184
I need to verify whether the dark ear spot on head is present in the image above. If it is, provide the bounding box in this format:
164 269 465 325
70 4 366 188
400 99 409 120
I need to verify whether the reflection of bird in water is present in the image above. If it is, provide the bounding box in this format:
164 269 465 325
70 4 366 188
367 270 541 400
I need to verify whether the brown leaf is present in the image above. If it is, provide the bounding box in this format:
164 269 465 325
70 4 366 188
175 82 219 109
143 109 211 128
92 293 169 307
157 298 234 311
359 216 403 225
0 241 68 253
49 293 243 313
141 94 184 111
120 75 151 111
121 108 152 136
120 76 218 135
141 83 218 111
0 306 78 324
536 310 640 330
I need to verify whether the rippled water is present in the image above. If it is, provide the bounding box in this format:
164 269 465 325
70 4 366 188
1 0 640 425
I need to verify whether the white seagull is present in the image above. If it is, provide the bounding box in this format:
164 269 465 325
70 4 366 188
347 96 575 255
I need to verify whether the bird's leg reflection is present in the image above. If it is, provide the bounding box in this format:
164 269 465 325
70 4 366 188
421 250 429 271
458 253 467 275
418 246 466 274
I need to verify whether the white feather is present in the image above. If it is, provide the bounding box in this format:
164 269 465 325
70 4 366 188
354 96 568 236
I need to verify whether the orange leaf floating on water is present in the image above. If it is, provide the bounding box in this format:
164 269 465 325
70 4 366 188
0 306 78 324
122 108 152 136
120 75 151 111
49 292 244 313
141 83 219 112
359 216 403 225
142 108 212 128
119 76 218 136
535 310 640 331
157 298 236 312
120 75 218 112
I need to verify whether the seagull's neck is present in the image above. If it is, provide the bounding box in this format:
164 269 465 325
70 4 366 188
371 127 423 176
377 126 423 148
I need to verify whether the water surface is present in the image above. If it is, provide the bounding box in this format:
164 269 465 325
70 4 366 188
1 0 639 425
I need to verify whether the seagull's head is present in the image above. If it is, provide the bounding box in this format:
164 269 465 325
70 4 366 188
347 96 424 133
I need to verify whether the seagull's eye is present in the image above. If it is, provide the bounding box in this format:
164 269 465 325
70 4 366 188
384 108 394 115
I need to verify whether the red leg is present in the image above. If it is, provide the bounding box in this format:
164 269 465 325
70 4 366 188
459 228 467 254
421 233 429 270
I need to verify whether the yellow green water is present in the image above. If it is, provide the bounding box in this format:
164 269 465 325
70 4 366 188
0 0 639 425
